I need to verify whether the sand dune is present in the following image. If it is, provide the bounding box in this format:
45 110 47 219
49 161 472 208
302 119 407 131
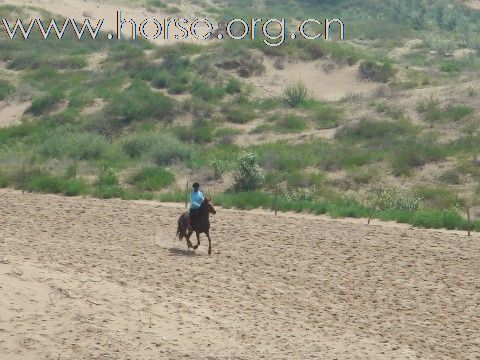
246 58 379 101
1 0 212 45
0 189 479 359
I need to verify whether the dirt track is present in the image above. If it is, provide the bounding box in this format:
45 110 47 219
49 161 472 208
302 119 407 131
0 189 479 359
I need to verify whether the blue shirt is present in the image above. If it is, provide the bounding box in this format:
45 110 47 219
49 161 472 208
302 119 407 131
190 190 205 209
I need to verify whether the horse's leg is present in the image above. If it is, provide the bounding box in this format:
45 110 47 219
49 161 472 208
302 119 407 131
206 231 212 256
185 229 194 249
193 232 200 250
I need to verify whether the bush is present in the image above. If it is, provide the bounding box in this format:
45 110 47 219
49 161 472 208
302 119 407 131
275 114 308 133
283 82 309 107
22 170 86 196
190 79 225 102
391 141 446 176
335 118 416 147
225 78 242 94
359 61 395 82
95 166 125 199
372 189 421 212
210 159 234 179
310 103 343 129
0 79 15 100
444 104 474 121
104 79 176 126
224 106 256 124
416 97 473 124
27 88 64 115
40 132 109 160
151 71 169 89
149 135 192 165
174 118 215 144
121 132 192 163
128 167 175 191
233 151 266 192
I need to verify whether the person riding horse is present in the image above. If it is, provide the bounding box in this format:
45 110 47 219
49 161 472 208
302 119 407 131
178 182 216 255
188 182 204 231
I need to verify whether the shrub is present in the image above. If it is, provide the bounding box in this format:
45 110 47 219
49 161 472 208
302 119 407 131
27 88 64 115
310 103 343 128
335 118 415 147
372 189 421 212
65 163 78 178
347 167 379 185
438 169 461 185
149 135 192 165
64 179 87 196
275 114 308 133
174 118 215 143
233 151 266 192
190 79 226 102
374 102 404 119
417 96 474 124
151 71 170 89
444 104 474 121
391 143 445 177
104 79 176 126
224 106 256 124
168 82 188 94
210 159 234 179
414 186 463 209
359 61 395 82
225 78 242 94
121 132 192 163
128 167 175 191
283 82 309 107
0 79 15 100
40 132 109 160
95 166 125 199
22 170 86 196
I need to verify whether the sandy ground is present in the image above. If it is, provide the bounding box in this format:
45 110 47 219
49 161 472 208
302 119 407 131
0 101 30 128
246 57 379 101
0 189 479 359
0 0 213 45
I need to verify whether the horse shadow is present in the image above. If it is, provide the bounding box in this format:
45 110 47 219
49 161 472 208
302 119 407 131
168 247 197 257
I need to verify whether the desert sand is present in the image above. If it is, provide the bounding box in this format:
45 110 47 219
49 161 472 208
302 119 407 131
246 58 378 101
0 188 479 359
0 0 212 45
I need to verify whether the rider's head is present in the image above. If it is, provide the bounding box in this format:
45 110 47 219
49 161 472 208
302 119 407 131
192 182 200 192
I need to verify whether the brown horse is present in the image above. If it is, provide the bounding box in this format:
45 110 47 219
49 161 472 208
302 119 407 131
177 199 216 255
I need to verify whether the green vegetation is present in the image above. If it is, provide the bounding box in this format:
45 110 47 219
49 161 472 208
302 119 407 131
0 79 15 100
0 2 479 232
283 82 310 108
128 167 175 191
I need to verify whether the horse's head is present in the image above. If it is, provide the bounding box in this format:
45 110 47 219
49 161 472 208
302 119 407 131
203 198 217 215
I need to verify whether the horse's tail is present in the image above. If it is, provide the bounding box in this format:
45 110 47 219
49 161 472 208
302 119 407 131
177 214 186 240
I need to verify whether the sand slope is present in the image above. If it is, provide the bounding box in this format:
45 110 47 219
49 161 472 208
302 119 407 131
0 189 479 359
0 0 211 45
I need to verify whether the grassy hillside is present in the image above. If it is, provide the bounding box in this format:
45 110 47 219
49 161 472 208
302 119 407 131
0 1 479 231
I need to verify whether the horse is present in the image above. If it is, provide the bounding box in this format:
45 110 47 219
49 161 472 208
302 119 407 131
177 198 216 255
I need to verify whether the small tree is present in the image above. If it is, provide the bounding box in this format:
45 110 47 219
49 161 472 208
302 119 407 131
233 151 265 192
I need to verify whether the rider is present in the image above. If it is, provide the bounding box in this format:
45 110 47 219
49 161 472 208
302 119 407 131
188 182 205 230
